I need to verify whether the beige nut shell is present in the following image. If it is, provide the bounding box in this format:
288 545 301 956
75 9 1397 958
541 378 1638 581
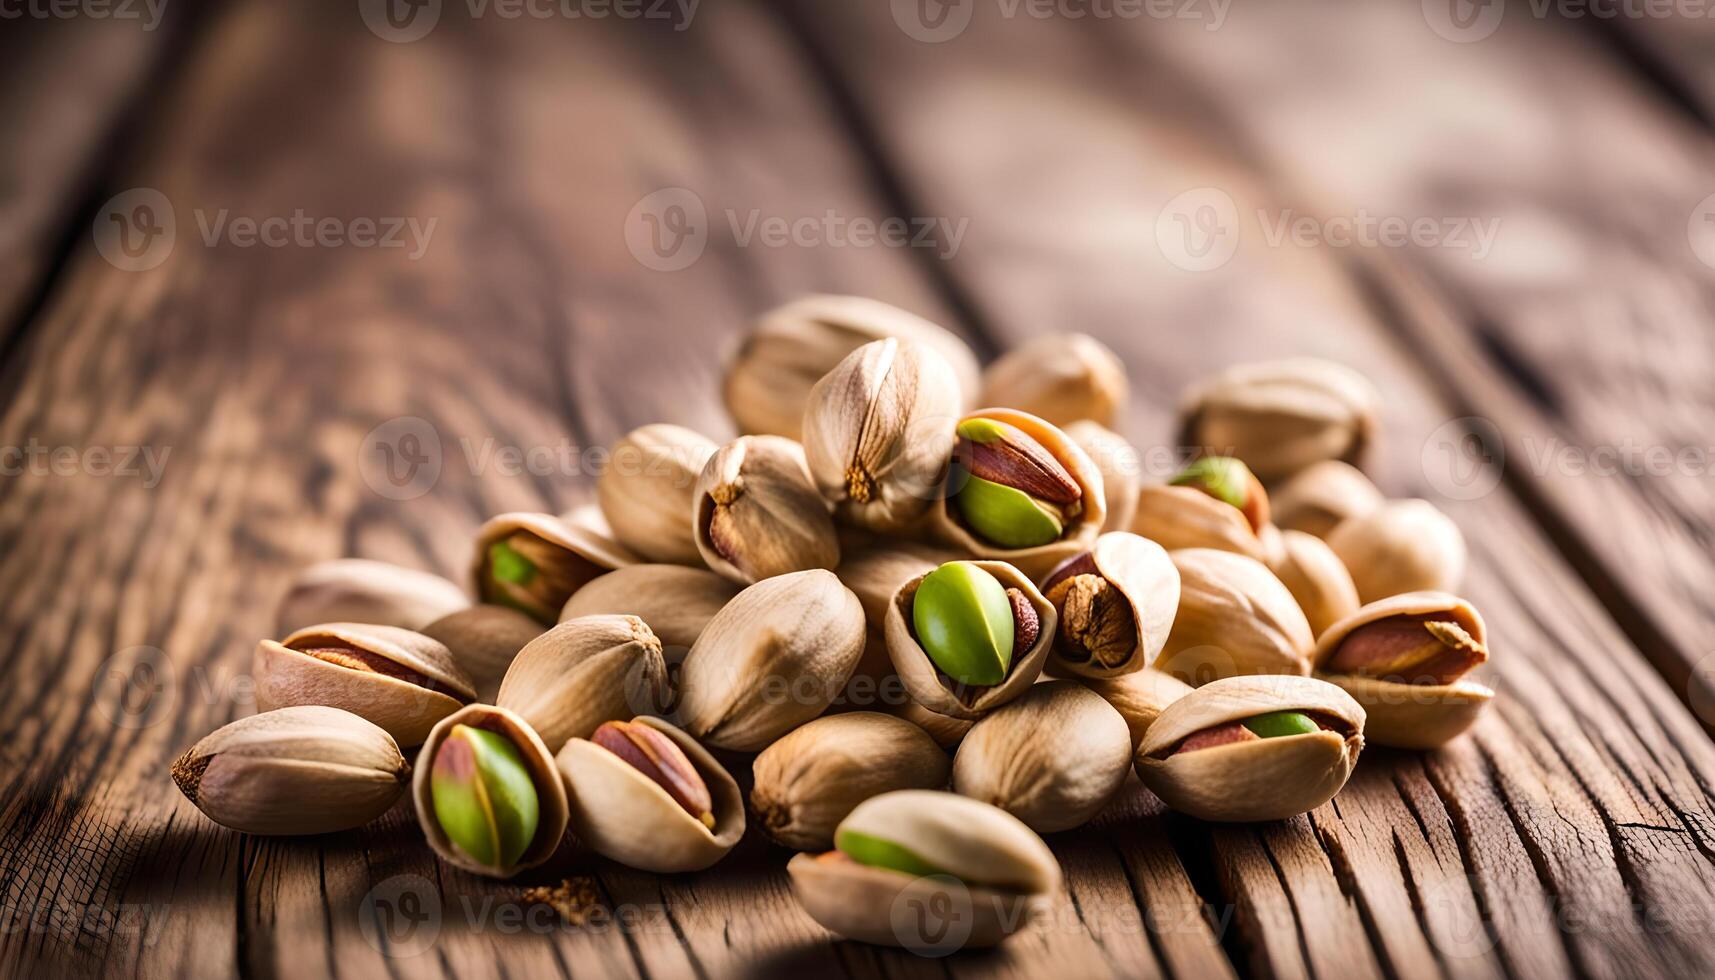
884 561 1056 721
254 623 477 747
887 698 977 749
556 716 744 873
788 852 1049 949
276 559 469 636
559 565 740 652
1064 421 1141 533
1078 669 1194 749
952 681 1131 832
596 424 717 566
693 435 840 584
1267 529 1361 638
1136 674 1365 822
471 511 638 617
1326 499 1467 604
933 408 1106 580
422 604 544 703
1270 461 1383 539
412 704 570 878
1044 532 1181 679
1177 357 1380 483
1156 549 1315 685
496 615 670 752
977 333 1127 430
1130 484 1266 561
1312 591 1494 749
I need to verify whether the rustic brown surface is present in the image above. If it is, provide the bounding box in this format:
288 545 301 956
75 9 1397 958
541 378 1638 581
3 1 1715 978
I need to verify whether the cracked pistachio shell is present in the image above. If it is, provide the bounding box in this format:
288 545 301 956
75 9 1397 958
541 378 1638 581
1064 421 1141 532
887 698 976 749
1156 549 1315 686
978 333 1127 429
421 604 544 703
885 561 1055 720
597 424 718 566
171 706 409 835
472 511 637 624
802 338 963 532
1266 530 1360 638
952 681 1130 832
556 716 744 872
1042 532 1181 679
496 615 670 751
1130 484 1267 561
276 559 469 636
694 435 840 584
676 570 866 751
1077 669 1195 750
752 713 951 850
1327 499 1467 604
1271 461 1383 539
1136 675 1365 822
413 704 568 877
1177 357 1381 483
1313 592 1493 749
725 295 980 440
254 623 477 747
788 790 1060 948
559 565 740 652
933 409 1106 579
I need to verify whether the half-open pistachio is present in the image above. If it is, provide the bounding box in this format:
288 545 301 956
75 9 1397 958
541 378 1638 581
1266 529 1360 638
556 717 744 872
495 614 670 751
952 681 1131 832
1041 532 1180 678
977 333 1127 429
1326 499 1467 603
1270 460 1382 539
559 564 740 652
1135 674 1365 822
254 623 477 747
421 604 544 703
276 559 469 636
885 561 1055 720
788 790 1060 949
1155 549 1315 685
171 706 409 835
1177 357 1380 483
694 435 840 583
597 424 717 566
1313 592 1493 749
472 512 636 623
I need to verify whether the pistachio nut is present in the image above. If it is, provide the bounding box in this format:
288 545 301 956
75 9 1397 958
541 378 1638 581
559 564 740 652
1130 456 1270 560
1064 420 1140 532
788 790 1060 948
1155 549 1314 685
1077 668 1194 749
276 558 468 636
1266 530 1360 638
1326 498 1466 603
495 614 670 751
977 333 1128 429
596 424 718 565
556 716 744 872
1040 532 1180 678
253 623 477 746
171 706 409 835
676 569 866 751
724 294 980 440
1135 674 1365 822
936 409 1105 578
472 511 636 623
421 604 544 703
1177 357 1381 483
1313 592 1493 749
885 561 1055 720
952 681 1131 832
887 697 976 749
802 338 963 532
694 435 840 584
1270 460 1382 539
836 542 957 629
1170 456 1270 531
752 713 951 850
412 704 569 877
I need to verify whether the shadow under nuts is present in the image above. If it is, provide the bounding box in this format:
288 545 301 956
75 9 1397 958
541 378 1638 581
695 435 840 584
886 560 1055 720
751 712 951 850
1041 532 1180 678
597 424 717 566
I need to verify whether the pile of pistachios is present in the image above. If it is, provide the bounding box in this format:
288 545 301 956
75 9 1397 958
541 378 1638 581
170 294 1492 950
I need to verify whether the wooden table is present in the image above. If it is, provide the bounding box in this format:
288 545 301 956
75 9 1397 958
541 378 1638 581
6 1 1715 977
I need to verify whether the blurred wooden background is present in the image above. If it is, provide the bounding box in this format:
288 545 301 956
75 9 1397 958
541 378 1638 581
5 0 1715 977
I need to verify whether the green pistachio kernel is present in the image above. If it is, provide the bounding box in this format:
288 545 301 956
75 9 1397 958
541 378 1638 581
1169 456 1251 511
1242 711 1320 739
835 828 953 878
912 561 1015 686
953 475 1066 549
488 539 537 586
431 724 541 868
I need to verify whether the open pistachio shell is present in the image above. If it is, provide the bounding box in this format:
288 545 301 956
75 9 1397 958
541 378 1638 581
496 615 670 751
1064 420 1141 533
1155 549 1314 686
596 424 718 566
1312 592 1494 749
1130 484 1266 561
932 408 1105 580
1270 460 1383 539
555 717 743 872
276 559 469 636
788 790 1060 948
559 565 740 652
471 511 637 623
1326 499 1467 604
952 681 1131 832
412 704 569 878
421 604 544 703
1267 530 1361 638
885 561 1055 720
693 435 840 584
1136 674 1365 822
1041 532 1180 678
254 623 477 747
1077 669 1195 749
